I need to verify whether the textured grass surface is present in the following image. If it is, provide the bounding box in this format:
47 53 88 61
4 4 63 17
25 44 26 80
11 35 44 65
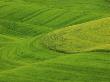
43 17 110 53
0 0 110 82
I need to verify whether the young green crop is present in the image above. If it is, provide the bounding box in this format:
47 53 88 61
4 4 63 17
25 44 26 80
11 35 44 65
43 17 110 53
0 0 110 82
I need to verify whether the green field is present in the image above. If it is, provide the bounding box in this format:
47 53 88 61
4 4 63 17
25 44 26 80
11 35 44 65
0 0 110 82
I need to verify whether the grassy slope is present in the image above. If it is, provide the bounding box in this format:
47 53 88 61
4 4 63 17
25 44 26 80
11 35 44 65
0 52 110 82
0 0 110 82
43 17 110 53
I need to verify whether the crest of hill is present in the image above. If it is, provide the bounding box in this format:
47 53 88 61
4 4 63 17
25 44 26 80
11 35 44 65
43 17 110 53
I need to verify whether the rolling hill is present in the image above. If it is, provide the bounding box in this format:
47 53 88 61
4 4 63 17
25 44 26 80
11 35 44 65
43 17 110 53
0 0 110 82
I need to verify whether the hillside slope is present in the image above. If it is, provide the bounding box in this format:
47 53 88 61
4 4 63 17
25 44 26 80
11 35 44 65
0 0 110 82
43 17 110 53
